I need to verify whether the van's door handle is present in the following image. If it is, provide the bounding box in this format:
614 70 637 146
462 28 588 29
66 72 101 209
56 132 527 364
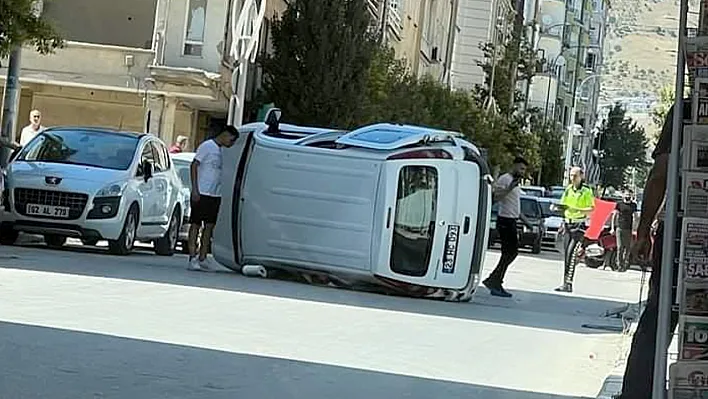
386 207 392 228
463 216 471 234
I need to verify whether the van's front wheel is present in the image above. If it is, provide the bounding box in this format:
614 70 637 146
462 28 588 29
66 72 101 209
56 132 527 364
109 206 138 256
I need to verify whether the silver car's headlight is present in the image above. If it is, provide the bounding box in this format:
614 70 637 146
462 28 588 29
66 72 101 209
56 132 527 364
95 182 126 197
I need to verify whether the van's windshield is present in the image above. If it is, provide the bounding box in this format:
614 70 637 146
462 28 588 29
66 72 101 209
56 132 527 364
18 130 139 170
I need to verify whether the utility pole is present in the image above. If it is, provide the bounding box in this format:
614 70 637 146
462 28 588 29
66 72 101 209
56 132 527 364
0 47 22 168
507 0 527 115
1 0 43 166
227 0 266 127
379 0 390 45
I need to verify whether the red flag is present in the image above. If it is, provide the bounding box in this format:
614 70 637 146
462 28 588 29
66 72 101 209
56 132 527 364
585 199 616 240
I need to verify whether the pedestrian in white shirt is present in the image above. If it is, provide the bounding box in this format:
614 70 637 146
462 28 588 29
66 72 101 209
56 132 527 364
19 110 44 146
482 156 532 297
187 125 239 271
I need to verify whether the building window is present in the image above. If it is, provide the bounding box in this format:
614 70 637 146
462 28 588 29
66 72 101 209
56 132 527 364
184 0 207 56
585 53 597 70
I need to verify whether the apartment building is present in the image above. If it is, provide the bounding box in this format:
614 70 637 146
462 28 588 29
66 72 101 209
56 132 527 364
524 0 608 182
449 0 516 91
0 0 161 140
370 0 459 81
0 0 289 148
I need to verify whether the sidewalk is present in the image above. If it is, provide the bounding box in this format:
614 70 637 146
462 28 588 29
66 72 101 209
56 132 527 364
594 302 642 398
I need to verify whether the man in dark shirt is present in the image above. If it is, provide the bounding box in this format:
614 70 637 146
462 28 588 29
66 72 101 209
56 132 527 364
613 100 688 398
611 190 638 272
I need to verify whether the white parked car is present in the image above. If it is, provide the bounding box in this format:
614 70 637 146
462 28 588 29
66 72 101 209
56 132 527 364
538 197 563 247
0 127 186 256
169 151 195 251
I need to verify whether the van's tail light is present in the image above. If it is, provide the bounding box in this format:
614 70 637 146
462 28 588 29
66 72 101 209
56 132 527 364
387 149 452 160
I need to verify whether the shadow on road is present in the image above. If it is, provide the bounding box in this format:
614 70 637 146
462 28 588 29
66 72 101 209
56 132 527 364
2 243 629 336
0 321 593 399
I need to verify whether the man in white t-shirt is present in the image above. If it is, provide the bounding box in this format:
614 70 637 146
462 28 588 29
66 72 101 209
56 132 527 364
482 156 532 298
187 125 239 271
19 109 45 146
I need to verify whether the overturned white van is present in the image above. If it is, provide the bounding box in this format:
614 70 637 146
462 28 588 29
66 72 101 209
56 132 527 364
213 111 493 302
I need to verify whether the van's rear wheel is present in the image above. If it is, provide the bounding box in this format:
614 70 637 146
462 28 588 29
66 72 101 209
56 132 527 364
109 205 138 256
44 234 66 249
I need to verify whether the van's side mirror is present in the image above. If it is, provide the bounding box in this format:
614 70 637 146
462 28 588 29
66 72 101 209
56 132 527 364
265 108 282 133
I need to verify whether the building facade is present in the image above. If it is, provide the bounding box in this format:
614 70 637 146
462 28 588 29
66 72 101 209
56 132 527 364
450 0 516 90
370 0 460 81
0 0 173 142
524 0 608 183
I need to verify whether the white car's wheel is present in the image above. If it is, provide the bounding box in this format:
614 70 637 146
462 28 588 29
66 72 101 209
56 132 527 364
108 205 138 256
155 208 180 256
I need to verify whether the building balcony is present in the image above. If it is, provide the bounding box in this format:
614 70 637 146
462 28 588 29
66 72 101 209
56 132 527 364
1 41 154 93
367 0 403 39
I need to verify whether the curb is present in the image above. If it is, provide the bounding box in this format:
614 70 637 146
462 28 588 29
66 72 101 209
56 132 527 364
595 302 642 398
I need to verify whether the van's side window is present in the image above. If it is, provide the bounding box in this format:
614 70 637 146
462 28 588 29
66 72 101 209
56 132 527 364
390 166 438 277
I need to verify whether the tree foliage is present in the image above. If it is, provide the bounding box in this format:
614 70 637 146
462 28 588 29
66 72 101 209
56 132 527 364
473 25 539 116
598 104 650 188
258 0 555 176
0 0 63 58
260 0 378 128
650 85 675 144
529 113 564 186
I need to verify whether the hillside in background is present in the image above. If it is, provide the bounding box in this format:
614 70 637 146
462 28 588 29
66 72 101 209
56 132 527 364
601 0 698 137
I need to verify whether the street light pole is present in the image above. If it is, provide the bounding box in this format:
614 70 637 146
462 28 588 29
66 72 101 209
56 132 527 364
227 0 266 127
563 74 600 185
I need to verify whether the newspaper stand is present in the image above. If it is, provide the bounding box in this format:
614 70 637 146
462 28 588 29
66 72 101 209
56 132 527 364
668 28 708 397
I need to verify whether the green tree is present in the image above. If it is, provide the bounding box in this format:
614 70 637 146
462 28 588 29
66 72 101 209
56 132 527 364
361 46 527 169
0 0 63 58
529 113 564 186
260 0 378 128
649 85 675 144
474 26 539 116
598 104 650 188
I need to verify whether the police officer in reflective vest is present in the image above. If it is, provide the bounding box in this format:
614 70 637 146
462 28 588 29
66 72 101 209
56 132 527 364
553 166 595 293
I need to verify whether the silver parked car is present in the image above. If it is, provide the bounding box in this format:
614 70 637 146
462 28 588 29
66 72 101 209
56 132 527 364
538 197 563 249
170 152 194 252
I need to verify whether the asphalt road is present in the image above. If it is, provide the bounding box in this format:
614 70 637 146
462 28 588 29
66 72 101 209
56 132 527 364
0 238 646 399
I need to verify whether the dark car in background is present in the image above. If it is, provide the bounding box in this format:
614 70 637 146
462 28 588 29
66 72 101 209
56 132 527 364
488 195 545 253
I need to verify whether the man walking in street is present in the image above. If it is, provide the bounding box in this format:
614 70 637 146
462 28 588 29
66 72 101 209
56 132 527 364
554 167 595 293
611 189 637 272
613 101 685 399
187 126 239 271
482 156 533 298
19 110 44 147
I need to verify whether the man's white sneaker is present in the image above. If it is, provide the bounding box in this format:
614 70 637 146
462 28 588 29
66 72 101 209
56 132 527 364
187 257 202 271
199 257 219 271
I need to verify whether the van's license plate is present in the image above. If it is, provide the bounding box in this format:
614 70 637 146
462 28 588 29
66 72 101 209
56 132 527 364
26 204 70 218
442 225 460 274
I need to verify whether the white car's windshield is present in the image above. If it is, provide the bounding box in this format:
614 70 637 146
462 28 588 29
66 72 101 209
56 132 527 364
540 201 563 217
18 129 139 170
